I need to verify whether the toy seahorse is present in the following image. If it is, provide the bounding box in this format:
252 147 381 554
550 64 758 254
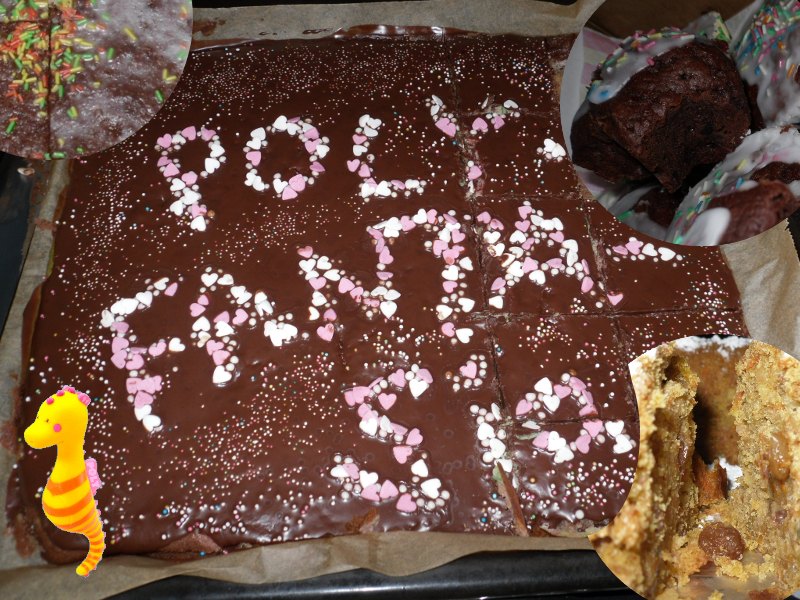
23 386 105 576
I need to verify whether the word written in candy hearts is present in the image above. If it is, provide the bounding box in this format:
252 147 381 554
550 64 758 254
298 208 479 343
331 364 451 515
156 126 226 232
350 114 426 200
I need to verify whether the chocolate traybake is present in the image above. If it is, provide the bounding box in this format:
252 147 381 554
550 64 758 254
7 29 746 563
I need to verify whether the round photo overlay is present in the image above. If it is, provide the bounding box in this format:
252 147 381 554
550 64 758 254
590 336 800 599
0 0 193 159
560 0 800 247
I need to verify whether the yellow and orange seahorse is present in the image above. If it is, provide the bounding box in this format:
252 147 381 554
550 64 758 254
24 385 105 576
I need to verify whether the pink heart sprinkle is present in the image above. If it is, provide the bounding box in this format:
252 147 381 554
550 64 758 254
197 294 209 306
477 211 491 224
139 376 160 394
391 179 405 189
396 493 417 513
214 311 230 323
126 377 141 394
406 428 423 446
460 361 478 379
492 115 505 129
190 303 205 317
111 337 129 353
467 165 482 180
340 463 358 480
533 431 550 449
380 480 399 499
378 248 393 265
452 230 466 243
416 369 433 384
400 216 415 231
441 322 456 337
344 386 371 407
111 321 129 333
148 341 166 357
323 308 337 322
306 127 320 140
432 239 448 256
549 231 565 243
288 174 306 192
206 340 224 354
472 117 488 132
282 186 298 201
212 350 230 366
442 280 457 294
554 384 571 399
310 277 327 290
584 420 604 438
316 324 335 341
246 151 261 166
491 277 506 291
518 205 533 218
435 117 457 137
134 391 154 408
388 369 406 388
378 392 397 410
516 399 533 416
156 134 172 148
607 292 624 306
310 161 325 173
575 434 591 454
522 257 538 273
346 159 360 172
164 282 178 296
233 309 248 325
200 127 215 141
126 355 144 370
581 277 594 293
298 246 313 258
625 239 643 255
111 351 127 369
358 163 372 178
352 134 367 145
338 278 355 294
361 484 381 502
182 126 197 140
162 163 179 178
612 245 628 256
393 448 413 467
157 156 170 167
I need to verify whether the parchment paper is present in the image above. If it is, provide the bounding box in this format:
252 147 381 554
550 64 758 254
1 0 798 598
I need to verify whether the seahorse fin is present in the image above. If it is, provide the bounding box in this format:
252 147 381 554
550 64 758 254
85 458 103 496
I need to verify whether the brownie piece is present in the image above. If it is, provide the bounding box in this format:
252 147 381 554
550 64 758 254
668 126 800 245
571 31 751 192
713 180 800 245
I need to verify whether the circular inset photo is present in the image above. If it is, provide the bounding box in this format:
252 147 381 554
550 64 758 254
0 0 192 159
590 336 800 599
561 0 800 247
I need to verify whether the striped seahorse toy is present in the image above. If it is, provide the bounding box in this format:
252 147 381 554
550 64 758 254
24 385 105 576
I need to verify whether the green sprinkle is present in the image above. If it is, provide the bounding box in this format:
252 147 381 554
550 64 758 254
5 120 17 134
155 89 164 104
106 47 115 60
67 105 78 120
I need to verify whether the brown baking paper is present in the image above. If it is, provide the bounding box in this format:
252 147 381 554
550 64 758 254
1 0 799 597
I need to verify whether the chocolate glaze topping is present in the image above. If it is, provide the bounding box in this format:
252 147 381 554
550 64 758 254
8 30 745 561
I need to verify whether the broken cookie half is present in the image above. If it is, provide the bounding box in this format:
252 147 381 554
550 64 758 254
590 336 800 599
